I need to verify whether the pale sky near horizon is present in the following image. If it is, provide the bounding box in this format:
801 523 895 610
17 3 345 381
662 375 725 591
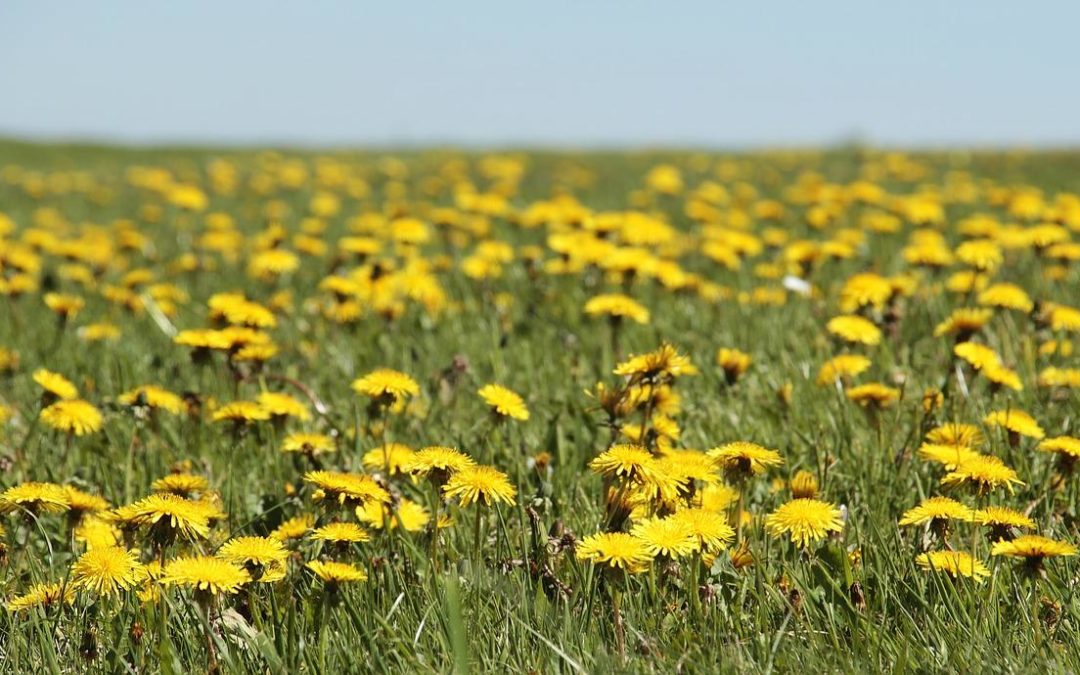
1 1 1078 148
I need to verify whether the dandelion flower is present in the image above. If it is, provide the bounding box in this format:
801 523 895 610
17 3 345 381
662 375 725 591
631 516 697 559
926 423 984 448
282 432 336 457
916 551 989 581
973 506 1035 540
992 535 1076 574
256 391 311 421
589 444 655 482
614 343 697 381
978 283 1034 313
118 385 185 414
71 546 148 595
941 455 1024 494
41 399 103 436
846 382 900 408
827 315 882 346
716 348 752 384
934 308 993 340
269 514 316 542
109 494 211 542
668 508 735 552
983 409 1044 441
898 496 974 526
789 470 819 499
407 446 475 481
708 441 783 479
817 354 871 386
151 473 209 497
356 498 431 531
218 536 289 582
1037 436 1080 460
0 482 70 514
362 443 416 475
6 582 75 613
310 522 371 544
304 471 389 508
765 498 844 548
351 368 419 403
584 293 650 324
477 384 529 421
307 560 368 584
212 401 270 424
443 465 517 507
32 369 78 400
576 532 652 572
917 443 982 470
160 556 251 596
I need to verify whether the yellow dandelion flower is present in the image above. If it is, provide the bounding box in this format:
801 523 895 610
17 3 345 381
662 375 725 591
40 399 102 436
716 348 752 383
118 385 185 414
74 515 121 550
256 391 311 421
941 455 1024 494
282 432 336 457
934 308 994 339
6 582 75 613
0 482 70 514
269 514 316 542
71 546 148 595
668 507 735 552
407 446 476 479
576 532 652 572
708 441 784 478
584 293 650 324
303 471 390 508
789 470 820 499
978 283 1034 313
311 522 371 544
307 560 368 584
614 343 697 381
356 498 431 532
917 443 983 470
765 498 844 548
443 465 517 507
160 556 251 595
1037 436 1080 459
212 401 270 423
109 493 211 541
218 536 289 583
973 506 1035 534
826 315 882 346
631 516 697 559
846 382 900 408
477 384 529 421
916 551 989 581
151 473 209 497
983 409 1044 440
992 535 1077 562
589 444 656 482
926 423 985 448
898 496 974 526
32 369 78 400
817 354 871 386
351 368 419 403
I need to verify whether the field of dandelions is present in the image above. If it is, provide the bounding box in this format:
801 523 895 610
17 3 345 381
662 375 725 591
1 140 1080 672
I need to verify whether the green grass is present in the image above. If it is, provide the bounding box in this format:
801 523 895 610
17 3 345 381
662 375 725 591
0 140 1079 672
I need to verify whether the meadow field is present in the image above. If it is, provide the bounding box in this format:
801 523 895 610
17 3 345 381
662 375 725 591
1 139 1080 672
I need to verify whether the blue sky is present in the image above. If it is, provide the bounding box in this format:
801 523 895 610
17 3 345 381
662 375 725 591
1 1 1077 147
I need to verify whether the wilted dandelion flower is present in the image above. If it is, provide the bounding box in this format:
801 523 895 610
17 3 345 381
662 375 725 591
817 354 871 386
6 582 75 613
0 482 70 514
311 522 371 544
916 551 989 582
941 455 1024 494
443 465 517 507
576 532 652 572
41 399 103 436
307 560 368 584
827 315 882 346
351 368 419 404
218 536 289 582
32 369 78 401
160 556 250 596
477 384 529 421
708 441 783 480
71 546 148 595
584 293 650 324
765 498 844 548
